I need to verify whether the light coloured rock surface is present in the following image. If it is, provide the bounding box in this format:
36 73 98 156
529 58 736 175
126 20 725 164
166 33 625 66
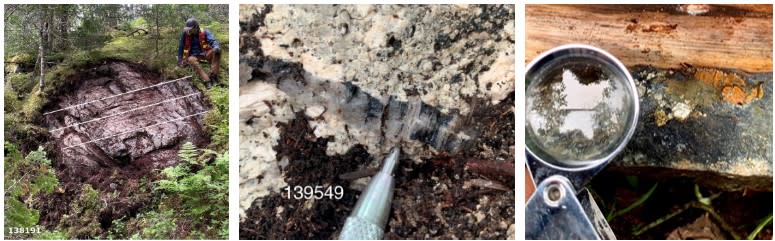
672 102 692 121
247 5 514 113
239 4 514 219
238 82 292 219
507 224 515 240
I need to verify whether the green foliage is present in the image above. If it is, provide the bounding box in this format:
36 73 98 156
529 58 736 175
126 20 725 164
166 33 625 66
151 146 228 238
34 230 69 240
5 198 40 230
178 142 199 165
127 17 148 30
6 4 230 105
218 220 229 239
5 70 50 146
4 143 60 238
4 72 35 99
22 146 58 196
5 144 58 198
20 90 46 120
129 145 228 239
58 184 102 239
204 86 229 149
748 214 773 240
138 177 149 193
207 86 229 112
5 84 22 113
25 146 52 165
5 5 229 239
136 210 177 239
107 217 128 240
4 73 43 124
4 5 43 56
31 172 58 196
4 141 23 170
156 149 228 217
8 53 35 63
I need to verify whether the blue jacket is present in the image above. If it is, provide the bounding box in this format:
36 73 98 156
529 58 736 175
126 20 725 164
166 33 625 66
177 29 220 62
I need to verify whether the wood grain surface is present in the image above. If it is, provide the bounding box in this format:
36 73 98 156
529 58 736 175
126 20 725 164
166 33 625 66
526 4 773 72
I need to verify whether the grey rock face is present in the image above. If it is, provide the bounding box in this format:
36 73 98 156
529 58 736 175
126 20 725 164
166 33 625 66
43 61 209 184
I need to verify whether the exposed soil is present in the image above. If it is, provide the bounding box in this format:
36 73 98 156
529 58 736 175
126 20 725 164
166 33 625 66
239 112 366 239
240 93 515 239
36 60 210 232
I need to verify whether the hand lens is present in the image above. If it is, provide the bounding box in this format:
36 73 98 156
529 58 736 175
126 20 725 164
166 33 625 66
525 44 639 240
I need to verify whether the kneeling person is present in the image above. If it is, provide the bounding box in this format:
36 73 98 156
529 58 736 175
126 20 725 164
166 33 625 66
177 17 221 87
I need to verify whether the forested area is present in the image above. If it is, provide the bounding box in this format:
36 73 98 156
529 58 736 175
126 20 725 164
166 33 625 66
4 4 229 239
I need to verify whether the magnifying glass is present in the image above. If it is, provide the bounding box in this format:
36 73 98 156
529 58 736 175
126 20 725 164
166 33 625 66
525 44 640 239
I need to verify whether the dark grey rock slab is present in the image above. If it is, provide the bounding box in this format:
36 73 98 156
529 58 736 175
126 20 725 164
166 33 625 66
610 66 772 191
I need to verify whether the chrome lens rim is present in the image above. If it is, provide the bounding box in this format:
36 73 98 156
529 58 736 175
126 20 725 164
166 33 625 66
525 44 640 172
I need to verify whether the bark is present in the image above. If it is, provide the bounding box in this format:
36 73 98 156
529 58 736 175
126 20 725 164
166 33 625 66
58 8 68 51
38 6 48 91
154 8 160 56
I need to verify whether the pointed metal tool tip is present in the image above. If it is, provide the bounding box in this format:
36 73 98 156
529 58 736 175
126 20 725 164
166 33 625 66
380 147 400 175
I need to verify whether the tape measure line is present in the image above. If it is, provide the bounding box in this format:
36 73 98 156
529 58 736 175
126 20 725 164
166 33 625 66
62 111 208 150
50 92 201 133
43 76 192 116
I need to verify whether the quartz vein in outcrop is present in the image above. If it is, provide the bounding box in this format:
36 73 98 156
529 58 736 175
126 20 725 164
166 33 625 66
239 4 515 220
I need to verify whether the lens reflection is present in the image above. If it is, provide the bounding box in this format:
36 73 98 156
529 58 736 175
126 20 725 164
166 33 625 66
527 58 633 165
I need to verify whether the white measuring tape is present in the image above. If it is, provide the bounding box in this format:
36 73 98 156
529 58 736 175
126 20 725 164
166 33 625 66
43 76 192 116
62 111 209 150
49 92 202 133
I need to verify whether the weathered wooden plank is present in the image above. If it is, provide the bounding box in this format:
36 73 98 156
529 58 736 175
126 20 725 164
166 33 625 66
526 4 772 72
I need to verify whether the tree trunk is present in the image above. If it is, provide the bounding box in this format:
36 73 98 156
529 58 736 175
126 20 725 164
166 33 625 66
44 8 53 51
58 7 68 51
155 7 160 56
38 6 48 91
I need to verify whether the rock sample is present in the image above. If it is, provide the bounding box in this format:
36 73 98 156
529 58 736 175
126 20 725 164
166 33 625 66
239 4 515 238
612 66 772 191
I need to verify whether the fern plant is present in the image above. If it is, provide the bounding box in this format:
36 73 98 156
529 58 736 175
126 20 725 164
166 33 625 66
203 86 229 149
178 141 199 165
151 143 228 239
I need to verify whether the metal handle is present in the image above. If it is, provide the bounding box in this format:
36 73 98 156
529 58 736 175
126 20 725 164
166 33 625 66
339 148 400 240
339 216 384 240
526 175 608 240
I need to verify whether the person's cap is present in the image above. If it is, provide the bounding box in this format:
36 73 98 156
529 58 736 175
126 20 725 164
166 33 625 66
183 18 199 32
